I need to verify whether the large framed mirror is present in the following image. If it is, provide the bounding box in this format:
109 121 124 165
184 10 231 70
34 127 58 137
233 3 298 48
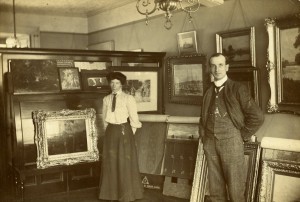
265 13 300 113
33 108 99 169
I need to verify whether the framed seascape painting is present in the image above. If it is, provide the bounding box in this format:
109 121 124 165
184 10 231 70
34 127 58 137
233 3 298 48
167 54 207 105
265 13 300 113
33 108 99 169
110 67 160 113
216 27 256 67
58 67 81 91
177 31 198 55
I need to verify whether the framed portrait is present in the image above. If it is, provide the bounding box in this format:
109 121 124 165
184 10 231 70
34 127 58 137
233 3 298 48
58 67 81 91
216 27 256 67
167 54 207 105
177 31 198 55
258 161 300 202
9 59 60 94
191 142 261 202
87 40 115 51
110 67 160 113
32 108 99 169
265 13 300 113
81 70 110 92
227 68 260 105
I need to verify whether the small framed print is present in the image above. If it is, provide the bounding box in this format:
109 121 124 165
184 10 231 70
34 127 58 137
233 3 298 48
177 31 198 55
58 67 81 91
81 70 110 92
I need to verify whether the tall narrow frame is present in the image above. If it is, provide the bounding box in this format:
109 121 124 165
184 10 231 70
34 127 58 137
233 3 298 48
265 13 300 113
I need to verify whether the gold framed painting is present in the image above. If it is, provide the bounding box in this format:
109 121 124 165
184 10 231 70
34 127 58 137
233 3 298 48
33 108 99 169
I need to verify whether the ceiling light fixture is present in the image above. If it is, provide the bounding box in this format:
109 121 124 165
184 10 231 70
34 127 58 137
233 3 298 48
136 0 201 29
136 0 224 29
6 0 20 48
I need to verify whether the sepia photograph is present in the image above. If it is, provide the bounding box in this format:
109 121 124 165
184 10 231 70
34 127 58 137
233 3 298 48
0 1 300 202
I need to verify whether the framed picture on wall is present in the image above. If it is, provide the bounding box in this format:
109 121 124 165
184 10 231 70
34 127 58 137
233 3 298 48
109 67 160 113
177 31 198 55
9 59 60 94
227 68 260 105
167 54 207 105
58 67 81 91
216 27 256 67
81 69 110 92
266 13 300 113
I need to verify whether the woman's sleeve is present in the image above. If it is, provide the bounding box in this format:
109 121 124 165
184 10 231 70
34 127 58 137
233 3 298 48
127 95 142 129
102 96 108 129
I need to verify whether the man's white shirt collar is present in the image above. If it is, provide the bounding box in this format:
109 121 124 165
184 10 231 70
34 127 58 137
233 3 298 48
214 75 228 87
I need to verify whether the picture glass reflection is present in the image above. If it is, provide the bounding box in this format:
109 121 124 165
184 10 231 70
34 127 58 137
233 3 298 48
45 119 88 155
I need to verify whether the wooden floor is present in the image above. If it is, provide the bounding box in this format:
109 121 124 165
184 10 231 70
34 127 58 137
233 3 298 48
0 188 189 202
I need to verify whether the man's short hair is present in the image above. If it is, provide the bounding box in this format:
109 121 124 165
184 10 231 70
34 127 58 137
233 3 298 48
106 72 127 85
209 53 229 65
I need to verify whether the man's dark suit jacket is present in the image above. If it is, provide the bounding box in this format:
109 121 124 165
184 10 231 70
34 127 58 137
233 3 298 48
200 79 264 141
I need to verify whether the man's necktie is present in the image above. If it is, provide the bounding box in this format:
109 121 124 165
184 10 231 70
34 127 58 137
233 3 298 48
111 94 116 112
215 82 226 94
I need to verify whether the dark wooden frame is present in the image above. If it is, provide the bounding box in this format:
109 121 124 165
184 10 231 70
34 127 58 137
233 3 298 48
81 69 110 92
227 67 260 106
167 54 207 105
58 67 81 91
109 66 162 113
265 13 300 113
216 27 256 67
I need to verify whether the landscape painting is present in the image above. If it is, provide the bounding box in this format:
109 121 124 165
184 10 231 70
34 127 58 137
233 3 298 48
280 27 300 104
10 59 60 94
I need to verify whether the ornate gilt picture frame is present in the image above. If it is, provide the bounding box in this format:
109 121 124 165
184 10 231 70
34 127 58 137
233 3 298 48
265 13 300 113
258 161 300 202
33 108 99 169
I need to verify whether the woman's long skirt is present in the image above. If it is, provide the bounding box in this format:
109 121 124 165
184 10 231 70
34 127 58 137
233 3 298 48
98 122 144 202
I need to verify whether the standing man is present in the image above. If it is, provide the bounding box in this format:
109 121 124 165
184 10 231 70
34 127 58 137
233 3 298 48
199 53 264 202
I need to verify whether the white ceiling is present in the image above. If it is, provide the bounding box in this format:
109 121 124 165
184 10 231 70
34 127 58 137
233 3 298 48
0 0 138 17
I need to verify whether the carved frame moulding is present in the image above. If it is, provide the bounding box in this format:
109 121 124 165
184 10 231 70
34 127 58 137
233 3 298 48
33 108 99 169
258 161 300 202
265 13 300 113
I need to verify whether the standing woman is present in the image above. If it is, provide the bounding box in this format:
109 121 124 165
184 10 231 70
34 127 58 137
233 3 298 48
99 72 144 202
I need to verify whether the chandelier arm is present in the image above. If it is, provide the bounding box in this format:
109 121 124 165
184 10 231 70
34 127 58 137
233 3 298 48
136 0 157 15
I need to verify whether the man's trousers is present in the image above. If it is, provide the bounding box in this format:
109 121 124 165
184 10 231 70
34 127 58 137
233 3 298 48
203 133 246 202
